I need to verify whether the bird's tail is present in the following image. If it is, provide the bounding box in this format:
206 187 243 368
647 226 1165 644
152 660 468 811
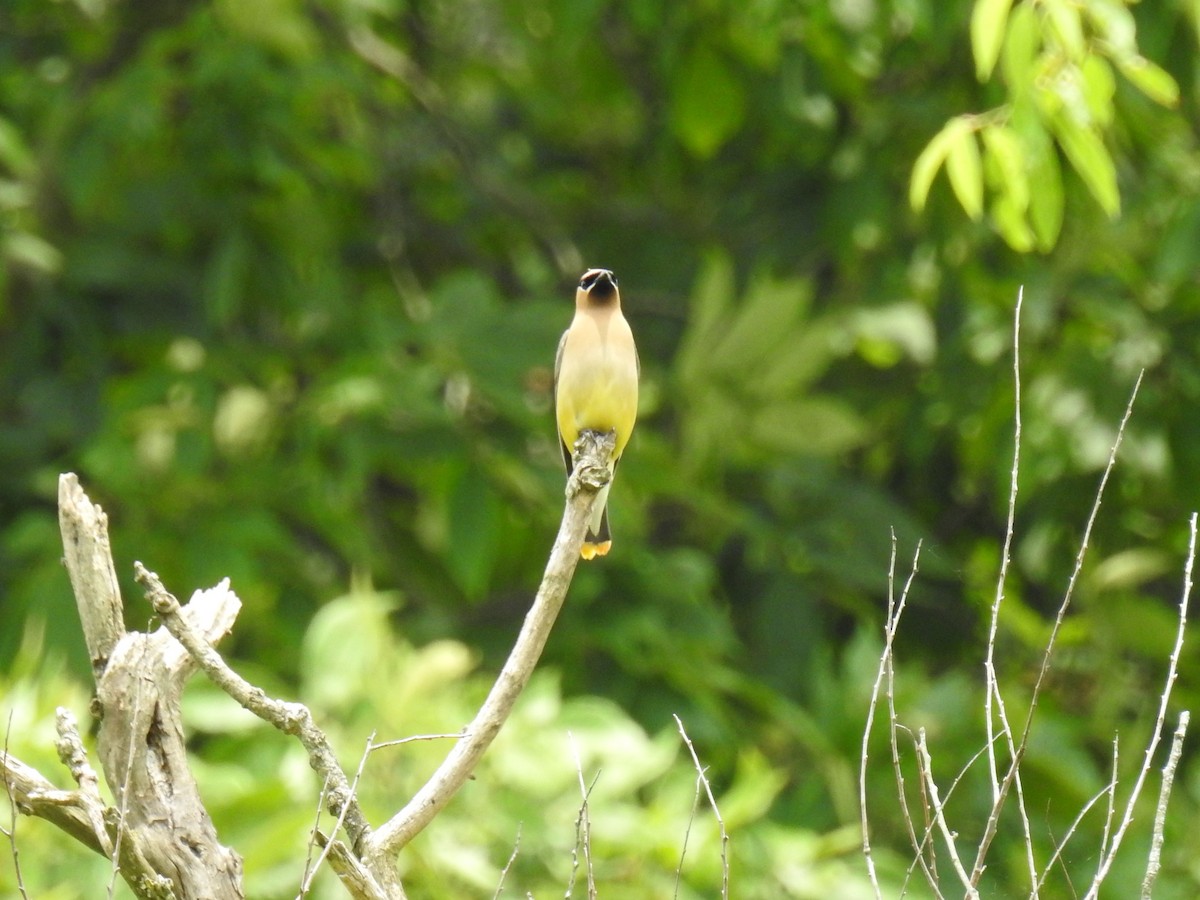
581 479 612 560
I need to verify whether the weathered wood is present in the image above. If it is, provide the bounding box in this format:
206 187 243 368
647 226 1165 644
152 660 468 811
56 474 245 899
58 473 125 679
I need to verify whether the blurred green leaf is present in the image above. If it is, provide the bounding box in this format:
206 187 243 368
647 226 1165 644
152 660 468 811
1117 55 1180 107
946 122 985 221
670 45 746 158
971 0 1013 80
1052 113 1119 216
910 116 972 213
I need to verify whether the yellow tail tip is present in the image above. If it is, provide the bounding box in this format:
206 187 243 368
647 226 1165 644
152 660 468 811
580 541 612 560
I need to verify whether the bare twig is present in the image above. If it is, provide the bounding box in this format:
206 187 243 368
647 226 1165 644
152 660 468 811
1141 711 1189 899
1098 735 1119 864
492 823 522 900
567 735 599 900
861 534 924 898
301 733 376 897
674 714 729 900
980 286 1036 887
300 775 332 898
674 758 704 900
914 730 978 900
1034 778 1118 896
366 429 613 862
1085 512 1195 899
133 565 376 859
369 734 463 752
971 371 1144 886
53 707 111 857
878 544 942 896
900 737 999 897
3 711 29 900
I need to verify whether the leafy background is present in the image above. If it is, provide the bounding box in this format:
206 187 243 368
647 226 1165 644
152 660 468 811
2 0 1200 896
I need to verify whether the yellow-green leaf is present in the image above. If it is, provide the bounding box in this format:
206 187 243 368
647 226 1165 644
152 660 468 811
1052 114 1119 217
1001 4 1041 96
982 122 1029 213
1081 56 1116 127
1025 126 1064 250
992 191 1036 252
971 0 1014 80
910 116 971 212
1118 56 1180 107
1044 0 1085 61
946 124 985 220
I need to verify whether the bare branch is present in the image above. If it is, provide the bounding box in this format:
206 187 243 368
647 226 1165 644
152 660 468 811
1034 777 1118 895
58 473 126 679
4 711 29 900
674 714 729 900
567 735 599 900
301 733 376 895
492 823 522 900
914 730 977 900
1142 711 1189 899
366 429 613 861
132 566 376 855
972 370 1144 885
861 533 922 899
1085 512 1195 899
1 748 107 856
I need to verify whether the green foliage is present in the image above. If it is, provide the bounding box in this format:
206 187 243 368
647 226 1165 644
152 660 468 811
914 0 1183 250
2 0 1200 894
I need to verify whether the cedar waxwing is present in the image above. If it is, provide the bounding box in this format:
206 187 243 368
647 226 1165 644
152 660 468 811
554 268 639 559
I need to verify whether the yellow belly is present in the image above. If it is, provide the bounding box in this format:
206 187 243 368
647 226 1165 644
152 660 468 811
556 322 638 461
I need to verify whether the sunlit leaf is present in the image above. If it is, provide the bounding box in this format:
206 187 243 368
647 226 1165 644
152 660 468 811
1001 3 1041 95
1024 125 1064 250
1052 113 1119 216
982 122 1029 213
1044 0 1085 60
971 0 1014 80
1117 56 1180 107
1081 56 1116 127
946 123 985 220
910 116 971 212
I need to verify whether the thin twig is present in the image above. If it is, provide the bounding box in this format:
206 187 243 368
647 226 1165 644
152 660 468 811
979 285 1037 887
369 733 463 752
674 714 729 900
1085 512 1195 899
3 711 29 900
300 775 332 898
984 286 1023 805
367 430 614 862
860 530 898 900
674 760 704 900
878 544 942 896
972 371 1144 886
492 823 522 900
901 736 999 897
1033 779 1118 896
568 734 598 900
133 564 375 856
1141 711 1189 899
1098 735 1119 864
300 732 376 896
914 730 978 900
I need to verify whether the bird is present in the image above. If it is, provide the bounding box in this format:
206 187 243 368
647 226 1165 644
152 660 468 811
554 268 639 559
